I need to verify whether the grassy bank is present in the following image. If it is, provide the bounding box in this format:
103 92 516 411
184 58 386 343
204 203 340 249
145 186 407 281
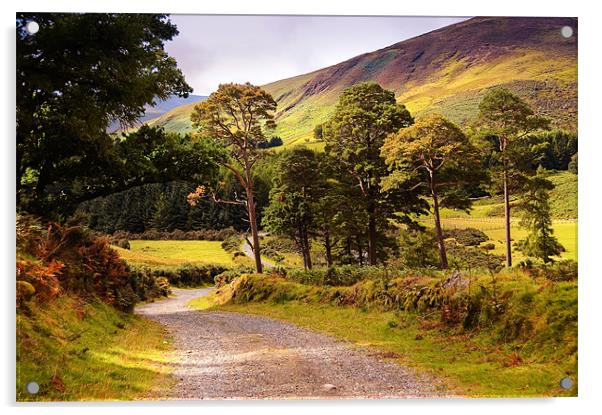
191 273 577 397
17 294 173 401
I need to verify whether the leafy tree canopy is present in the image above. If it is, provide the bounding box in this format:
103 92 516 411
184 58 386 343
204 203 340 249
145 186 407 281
17 13 196 218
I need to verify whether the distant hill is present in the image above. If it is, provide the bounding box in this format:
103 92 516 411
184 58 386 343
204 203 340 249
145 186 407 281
109 94 206 133
147 17 577 144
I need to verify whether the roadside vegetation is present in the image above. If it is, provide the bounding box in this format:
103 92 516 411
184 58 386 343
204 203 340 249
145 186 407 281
191 269 577 397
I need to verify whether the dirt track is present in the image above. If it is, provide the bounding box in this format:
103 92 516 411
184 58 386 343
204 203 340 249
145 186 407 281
136 288 446 400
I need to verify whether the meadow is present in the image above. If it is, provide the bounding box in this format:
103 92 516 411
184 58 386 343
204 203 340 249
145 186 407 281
112 240 234 268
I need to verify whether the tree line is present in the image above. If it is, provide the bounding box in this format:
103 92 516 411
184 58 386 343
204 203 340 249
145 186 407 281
187 82 576 272
17 14 576 275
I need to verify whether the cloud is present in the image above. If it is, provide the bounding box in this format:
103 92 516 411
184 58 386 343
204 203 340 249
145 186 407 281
165 15 469 95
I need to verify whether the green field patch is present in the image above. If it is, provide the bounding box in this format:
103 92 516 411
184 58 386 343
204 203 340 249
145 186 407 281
113 240 234 268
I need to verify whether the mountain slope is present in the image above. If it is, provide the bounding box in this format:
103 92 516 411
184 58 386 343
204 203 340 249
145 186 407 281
149 17 578 143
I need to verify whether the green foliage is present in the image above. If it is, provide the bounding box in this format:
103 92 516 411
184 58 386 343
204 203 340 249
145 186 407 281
536 130 578 170
517 170 565 263
323 82 424 265
287 265 393 287
16 13 203 217
445 242 504 271
146 264 228 287
397 228 440 269
17 294 172 401
444 228 489 246
111 227 239 241
520 259 577 282
221 235 242 253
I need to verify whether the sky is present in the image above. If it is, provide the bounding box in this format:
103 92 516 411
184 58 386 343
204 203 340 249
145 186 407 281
166 15 469 95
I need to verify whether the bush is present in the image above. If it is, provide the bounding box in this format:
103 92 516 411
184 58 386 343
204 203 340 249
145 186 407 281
287 265 394 287
398 229 439 268
520 259 578 281
16 215 171 312
444 228 489 246
115 239 130 249
482 243 496 251
446 241 504 271
111 227 239 241
148 264 228 287
221 235 242 253
214 268 253 288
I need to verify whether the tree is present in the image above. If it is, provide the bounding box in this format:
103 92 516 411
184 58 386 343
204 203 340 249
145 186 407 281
262 148 325 269
323 82 419 265
382 114 484 268
313 124 324 141
17 13 195 217
477 88 550 267
189 83 277 273
517 169 564 263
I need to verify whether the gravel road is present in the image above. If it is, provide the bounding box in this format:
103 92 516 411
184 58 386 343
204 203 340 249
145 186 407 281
241 236 276 269
136 288 446 400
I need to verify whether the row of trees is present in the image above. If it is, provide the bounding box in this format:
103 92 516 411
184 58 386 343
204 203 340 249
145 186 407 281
187 81 569 272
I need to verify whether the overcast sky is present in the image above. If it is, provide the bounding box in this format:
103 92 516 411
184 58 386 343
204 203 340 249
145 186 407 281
166 15 469 95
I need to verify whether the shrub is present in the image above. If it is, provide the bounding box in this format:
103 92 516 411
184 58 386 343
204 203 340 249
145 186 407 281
482 243 496 251
148 264 228 287
16 216 171 312
221 235 242 253
520 259 578 281
112 227 239 241
115 239 130 249
398 229 439 268
446 241 504 271
262 236 298 254
213 267 253 288
287 265 394 287
444 228 489 246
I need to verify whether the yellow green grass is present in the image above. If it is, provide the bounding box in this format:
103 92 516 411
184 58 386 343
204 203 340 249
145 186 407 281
190 273 577 397
113 240 234 268
17 295 173 401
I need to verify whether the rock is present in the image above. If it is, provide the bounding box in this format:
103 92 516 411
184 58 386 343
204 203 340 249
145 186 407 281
322 383 337 391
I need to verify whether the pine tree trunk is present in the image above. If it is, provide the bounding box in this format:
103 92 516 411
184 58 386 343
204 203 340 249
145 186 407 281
503 167 512 268
367 207 378 266
357 236 364 266
324 231 333 267
246 189 263 274
430 174 448 269
304 231 313 270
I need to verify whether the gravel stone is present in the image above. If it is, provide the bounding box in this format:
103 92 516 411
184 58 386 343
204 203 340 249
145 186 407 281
136 288 449 400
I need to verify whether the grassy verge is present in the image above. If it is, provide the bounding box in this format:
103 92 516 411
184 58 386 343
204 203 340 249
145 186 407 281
17 295 173 401
190 273 577 398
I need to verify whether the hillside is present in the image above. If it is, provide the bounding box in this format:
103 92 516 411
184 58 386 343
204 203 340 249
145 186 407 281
148 16 577 144
109 94 206 133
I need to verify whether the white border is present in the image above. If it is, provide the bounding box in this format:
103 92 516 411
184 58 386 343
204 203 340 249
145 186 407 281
2 1 600 414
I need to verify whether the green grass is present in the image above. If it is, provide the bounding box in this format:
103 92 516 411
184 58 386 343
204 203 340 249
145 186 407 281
17 295 173 401
421 171 577 261
190 274 577 398
113 240 234 268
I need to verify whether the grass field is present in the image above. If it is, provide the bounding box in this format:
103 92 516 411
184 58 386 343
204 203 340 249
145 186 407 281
17 295 173 401
422 217 577 262
112 240 234 268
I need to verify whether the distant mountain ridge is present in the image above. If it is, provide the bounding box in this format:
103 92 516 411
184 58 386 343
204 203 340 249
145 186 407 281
109 94 206 133
146 17 577 143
